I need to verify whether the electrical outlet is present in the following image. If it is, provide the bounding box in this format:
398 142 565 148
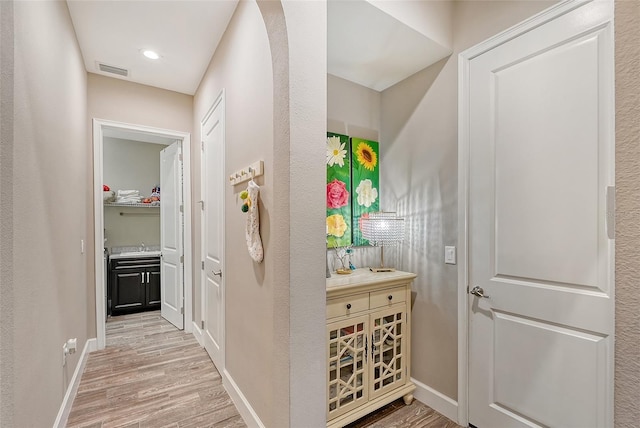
67 338 77 354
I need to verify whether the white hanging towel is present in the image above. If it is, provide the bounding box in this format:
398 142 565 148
245 180 264 263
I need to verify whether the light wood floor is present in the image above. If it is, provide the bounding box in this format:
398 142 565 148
67 311 245 428
346 399 462 428
67 311 461 428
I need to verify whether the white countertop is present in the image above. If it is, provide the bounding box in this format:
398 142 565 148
109 251 161 259
326 268 416 293
109 249 161 259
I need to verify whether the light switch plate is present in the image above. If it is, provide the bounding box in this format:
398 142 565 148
445 246 456 265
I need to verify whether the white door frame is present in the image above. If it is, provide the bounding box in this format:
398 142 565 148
457 1 614 425
93 118 193 349
200 90 225 370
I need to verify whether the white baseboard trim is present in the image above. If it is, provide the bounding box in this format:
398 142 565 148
411 377 459 424
223 369 265 428
191 321 203 347
53 338 97 428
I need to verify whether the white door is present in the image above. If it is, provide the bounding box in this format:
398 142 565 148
465 2 614 427
160 141 184 329
201 95 225 369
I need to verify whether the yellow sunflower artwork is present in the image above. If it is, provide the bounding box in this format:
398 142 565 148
355 141 378 171
351 137 379 246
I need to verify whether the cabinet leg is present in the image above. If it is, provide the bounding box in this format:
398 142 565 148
402 393 414 405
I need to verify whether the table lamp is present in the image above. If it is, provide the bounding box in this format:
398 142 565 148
359 212 405 272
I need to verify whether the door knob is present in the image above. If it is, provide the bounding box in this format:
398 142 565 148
212 270 222 277
470 286 489 298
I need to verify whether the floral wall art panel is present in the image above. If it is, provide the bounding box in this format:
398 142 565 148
326 132 352 248
351 137 379 246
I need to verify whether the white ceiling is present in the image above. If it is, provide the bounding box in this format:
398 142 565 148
328 1 452 92
66 0 239 95
67 0 450 96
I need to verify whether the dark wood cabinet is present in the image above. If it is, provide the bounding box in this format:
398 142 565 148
112 268 145 312
109 256 161 315
146 268 161 307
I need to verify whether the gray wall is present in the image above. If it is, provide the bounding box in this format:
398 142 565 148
103 137 165 201
1 2 635 426
104 205 160 250
282 2 327 424
1 1 90 425
0 1 13 423
329 1 556 401
193 1 327 426
378 2 639 420
193 2 277 423
328 74 381 142
614 1 640 426
87 73 193 336
103 137 165 249
326 74 381 272
88 73 193 132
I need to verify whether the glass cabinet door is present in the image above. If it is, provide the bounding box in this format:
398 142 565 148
369 306 406 400
327 314 369 420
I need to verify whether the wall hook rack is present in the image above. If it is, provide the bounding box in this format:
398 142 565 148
229 160 264 186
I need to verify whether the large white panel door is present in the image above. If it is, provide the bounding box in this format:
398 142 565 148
465 2 614 427
201 94 225 370
160 141 184 329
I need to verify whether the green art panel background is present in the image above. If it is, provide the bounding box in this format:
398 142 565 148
351 138 379 246
326 132 352 248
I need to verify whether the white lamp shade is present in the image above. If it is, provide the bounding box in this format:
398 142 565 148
360 212 405 246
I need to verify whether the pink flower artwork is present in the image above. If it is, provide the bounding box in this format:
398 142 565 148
326 179 349 209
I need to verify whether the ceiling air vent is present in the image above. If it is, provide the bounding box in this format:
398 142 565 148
97 62 129 77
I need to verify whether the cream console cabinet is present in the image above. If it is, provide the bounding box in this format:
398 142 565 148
326 269 416 427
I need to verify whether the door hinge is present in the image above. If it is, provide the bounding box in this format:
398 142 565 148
179 153 183 161
201 261 205 270
180 307 184 315
201 141 204 151
180 255 184 263
201 320 205 329
179 205 184 213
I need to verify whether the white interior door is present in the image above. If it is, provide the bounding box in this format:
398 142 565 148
201 95 224 369
466 3 614 427
160 141 184 329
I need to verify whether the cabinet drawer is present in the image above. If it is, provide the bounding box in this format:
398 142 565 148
111 257 160 270
370 286 406 309
327 294 369 319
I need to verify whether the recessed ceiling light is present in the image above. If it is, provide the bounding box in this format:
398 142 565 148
142 50 160 60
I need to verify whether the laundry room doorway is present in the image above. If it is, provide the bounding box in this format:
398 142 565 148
93 119 193 349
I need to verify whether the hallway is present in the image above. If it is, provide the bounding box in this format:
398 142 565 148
66 312 245 428
66 312 460 428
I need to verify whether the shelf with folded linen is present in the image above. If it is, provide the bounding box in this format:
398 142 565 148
103 189 160 207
